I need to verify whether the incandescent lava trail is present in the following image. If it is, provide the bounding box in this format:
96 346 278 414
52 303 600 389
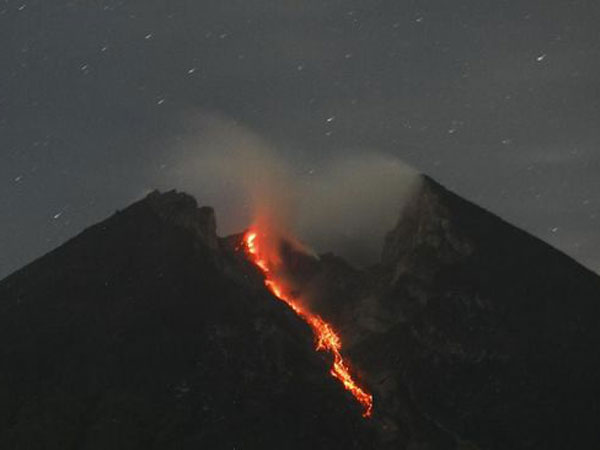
244 230 373 418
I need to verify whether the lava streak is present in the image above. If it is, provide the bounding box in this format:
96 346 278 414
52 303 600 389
244 231 373 418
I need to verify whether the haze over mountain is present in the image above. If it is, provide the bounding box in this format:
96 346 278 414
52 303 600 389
2 174 600 449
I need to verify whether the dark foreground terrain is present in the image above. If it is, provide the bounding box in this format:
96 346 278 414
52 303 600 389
2 175 600 449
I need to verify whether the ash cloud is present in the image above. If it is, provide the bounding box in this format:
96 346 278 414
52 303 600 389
159 113 421 266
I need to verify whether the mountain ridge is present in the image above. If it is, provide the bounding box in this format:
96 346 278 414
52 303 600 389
0 189 374 449
2 174 600 449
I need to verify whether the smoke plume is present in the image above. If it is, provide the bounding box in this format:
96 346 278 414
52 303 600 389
159 112 421 266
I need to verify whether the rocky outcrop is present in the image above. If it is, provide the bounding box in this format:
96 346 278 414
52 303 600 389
145 190 218 250
381 175 474 283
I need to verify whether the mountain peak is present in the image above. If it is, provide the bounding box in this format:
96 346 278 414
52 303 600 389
142 189 218 250
368 174 600 450
381 174 474 279
3 179 600 450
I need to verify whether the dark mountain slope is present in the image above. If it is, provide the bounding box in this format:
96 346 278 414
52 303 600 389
3 177 600 450
353 175 600 449
270 175 600 449
0 191 373 450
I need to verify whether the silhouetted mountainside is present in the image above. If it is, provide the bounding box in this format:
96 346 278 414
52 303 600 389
2 177 600 450
285 175 600 449
0 191 372 450
373 176 600 449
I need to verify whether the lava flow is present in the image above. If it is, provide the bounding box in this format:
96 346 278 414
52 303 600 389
244 231 373 418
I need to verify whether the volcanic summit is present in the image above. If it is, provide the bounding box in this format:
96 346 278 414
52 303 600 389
1 175 600 450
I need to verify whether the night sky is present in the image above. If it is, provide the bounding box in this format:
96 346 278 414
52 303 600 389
2 0 599 278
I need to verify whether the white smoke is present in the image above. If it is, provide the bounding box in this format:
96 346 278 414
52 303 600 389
157 112 421 266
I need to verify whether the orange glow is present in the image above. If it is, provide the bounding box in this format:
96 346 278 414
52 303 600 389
244 230 373 418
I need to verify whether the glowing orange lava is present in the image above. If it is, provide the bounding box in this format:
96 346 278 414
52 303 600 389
244 231 373 418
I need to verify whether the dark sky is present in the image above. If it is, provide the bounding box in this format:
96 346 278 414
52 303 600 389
2 0 599 278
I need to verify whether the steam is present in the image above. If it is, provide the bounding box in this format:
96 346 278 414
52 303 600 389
297 155 420 264
159 112 421 266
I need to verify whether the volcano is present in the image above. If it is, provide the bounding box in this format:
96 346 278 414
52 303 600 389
2 175 600 450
